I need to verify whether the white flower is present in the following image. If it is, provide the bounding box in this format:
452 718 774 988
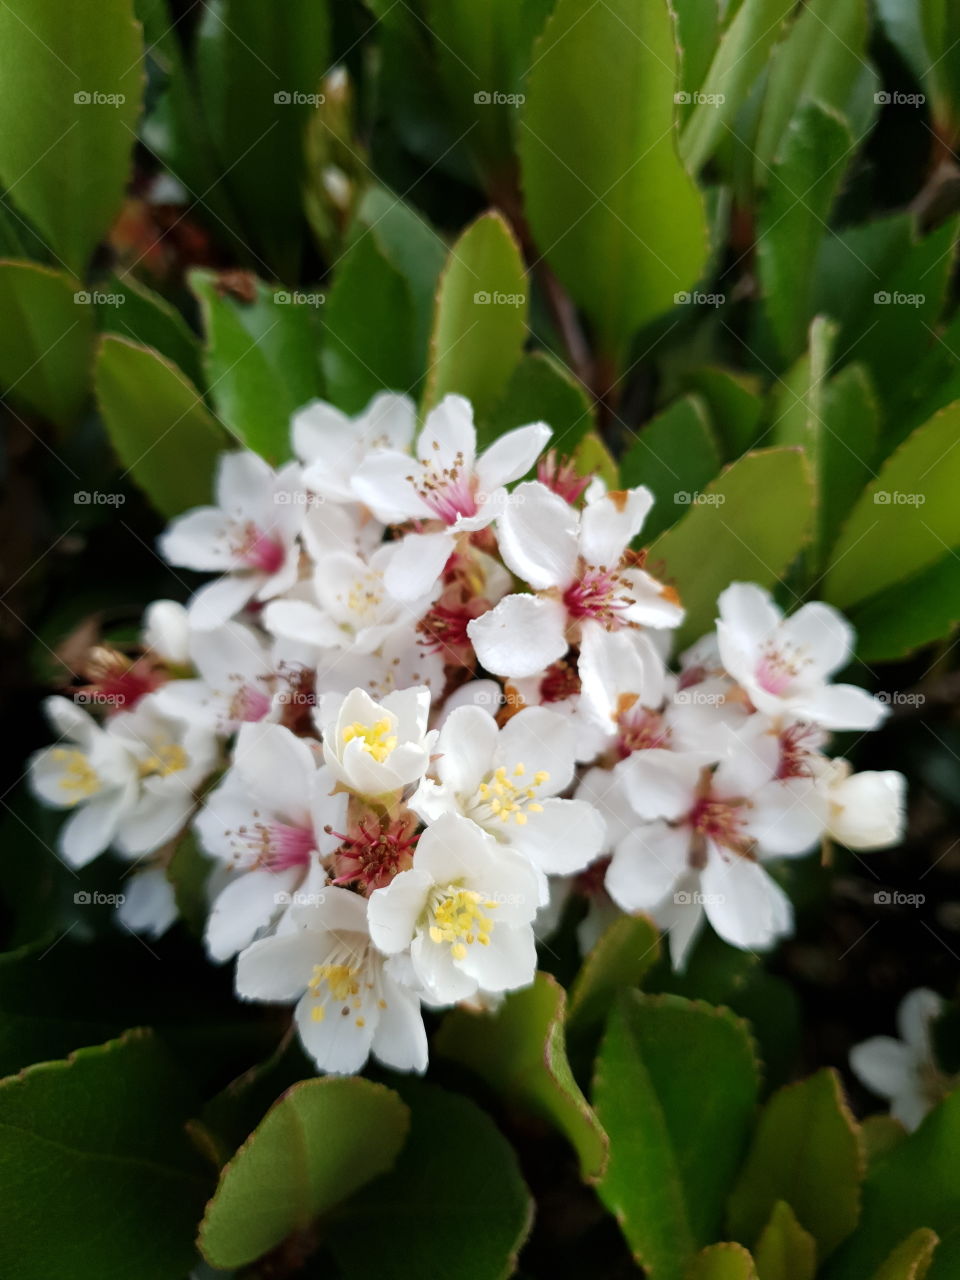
196 721 345 960
107 694 218 855
159 452 304 629
468 481 683 678
816 759 906 850
320 686 436 797
716 583 886 730
142 600 191 665
116 866 178 938
152 620 277 733
28 697 139 867
367 812 539 1003
236 887 427 1075
312 629 446 708
577 624 671 755
411 705 605 877
850 988 952 1130
608 723 824 954
294 391 416 505
353 394 551 599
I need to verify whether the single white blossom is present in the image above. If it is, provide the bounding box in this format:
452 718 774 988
319 685 436 797
850 988 952 1130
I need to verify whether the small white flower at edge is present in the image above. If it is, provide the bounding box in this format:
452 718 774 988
850 988 954 1131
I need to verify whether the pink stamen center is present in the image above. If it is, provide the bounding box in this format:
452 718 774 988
689 796 748 853
616 707 670 759
756 645 799 696
329 817 418 893
234 522 286 574
563 567 630 627
232 820 315 871
228 683 272 724
537 450 592 504
409 452 478 524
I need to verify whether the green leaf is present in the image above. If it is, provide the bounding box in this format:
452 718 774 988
434 972 607 1181
688 1244 760 1280
753 0 869 175
330 1079 534 1280
421 0 553 180
198 1077 409 1270
567 913 661 1038
673 0 722 100
649 447 814 647
520 0 709 361
869 1229 939 1280
753 1201 817 1280
823 1089 960 1280
621 396 722 542
167 827 212 939
484 350 594 452
573 431 619 489
322 234 419 412
98 273 204 389
757 105 853 364
595 992 760 1279
0 0 143 275
728 1069 864 1259
849 550 960 661
861 1115 909 1166
823 400 960 608
191 269 322 463
680 0 794 174
424 211 528 419
0 1029 211 1280
0 260 93 427
95 335 225 516
680 367 764 459
194 0 331 279
922 0 960 142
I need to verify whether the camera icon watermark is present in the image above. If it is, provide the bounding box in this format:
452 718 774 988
74 490 126 506
274 890 327 906
873 490 925 506
674 289 725 308
74 290 125 308
674 890 724 906
274 90 325 106
874 291 924 307
876 690 925 707
474 90 524 107
874 91 925 107
473 290 525 307
74 890 126 906
74 90 126 107
674 490 725 506
874 890 925 906
674 91 725 106
274 290 325 307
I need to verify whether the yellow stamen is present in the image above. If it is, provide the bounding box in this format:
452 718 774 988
138 743 188 778
342 717 397 762
429 887 497 958
51 749 101 804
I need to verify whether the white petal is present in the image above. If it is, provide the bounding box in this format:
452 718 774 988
233 721 317 826
263 600 344 648
514 797 606 874
780 601 853 679
897 987 943 1054
434 705 499 794
418 394 476 470
717 582 782 651
579 486 653 566
621 568 685 628
700 852 793 950
216 450 274 517
367 868 433 955
159 508 236 572
352 450 430 522
116 867 178 938
291 399 351 464
849 1037 914 1101
295 987 376 1075
60 792 129 867
382 529 453 601
372 975 428 1073
828 770 906 850
475 422 551 493
460 923 537 993
496 706 577 795
235 931 317 1000
606 821 690 911
187 573 259 630
579 624 666 724
747 778 825 855
205 866 295 961
792 683 887 731
142 600 191 664
468 593 568 678
496 481 579 589
619 749 702 821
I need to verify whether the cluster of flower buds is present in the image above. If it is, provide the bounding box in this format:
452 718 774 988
29 392 905 1074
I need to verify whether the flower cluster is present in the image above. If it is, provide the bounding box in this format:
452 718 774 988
29 392 905 1075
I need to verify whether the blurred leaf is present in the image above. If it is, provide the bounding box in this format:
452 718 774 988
823 400 960 608
861 1115 909 1166
567 913 661 1038
0 0 143 275
330 1079 534 1280
753 1201 817 1280
0 1029 211 1280
922 0 960 142
753 0 869 176
484 350 593 452
757 105 853 365
198 1077 409 1270
680 367 764 459
99 273 204 388
434 972 607 1181
200 1035 314 1158
0 260 93 427
649 447 814 647
573 431 619 488
595 992 760 1279
303 68 365 260
424 210 528 418
874 0 930 83
688 1244 760 1279
823 1088 960 1280
422 0 553 181
194 0 331 279
728 1069 864 1258
869 1229 940 1280
95 335 225 516
520 0 709 361
322 234 418 412
680 0 794 173
621 395 722 542
191 269 322 463
167 827 212 939
849 549 960 661
673 0 722 100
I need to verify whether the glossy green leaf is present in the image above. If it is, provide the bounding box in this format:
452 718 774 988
851 551 960 661
0 260 93 427
567 913 661 1038
198 1077 409 1269
322 234 419 413
424 211 528 418
824 1089 960 1280
95 335 225 516
688 1244 760 1280
484 350 594 452
869 1229 939 1280
191 269 321 463
0 0 143 275
573 431 620 490
194 0 331 279
680 367 764 459
330 1080 533 1280
753 1201 817 1280
621 396 722 542
649 447 814 647
434 972 607 1181
823 400 960 608
520 0 709 361
728 1069 864 1259
0 1030 211 1280
99 273 204 389
754 0 869 174
595 993 760 1279
680 0 794 173
757 105 853 364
